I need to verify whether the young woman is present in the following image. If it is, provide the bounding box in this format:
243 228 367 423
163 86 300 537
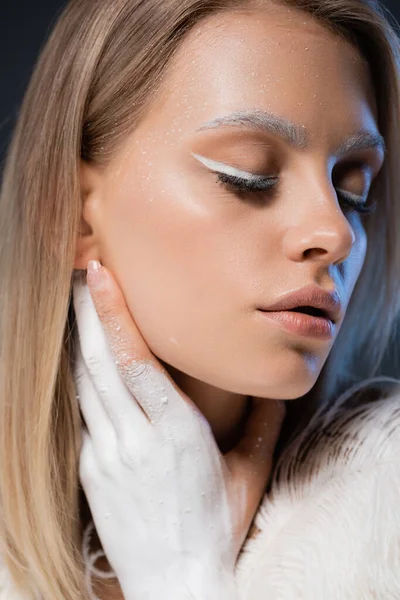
0 0 399 599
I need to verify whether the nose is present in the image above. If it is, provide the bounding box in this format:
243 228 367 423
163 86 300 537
282 175 357 267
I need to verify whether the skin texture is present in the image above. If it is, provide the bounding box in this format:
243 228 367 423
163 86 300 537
74 5 385 595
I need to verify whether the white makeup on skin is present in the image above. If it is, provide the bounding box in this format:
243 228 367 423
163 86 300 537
191 152 266 183
192 151 370 206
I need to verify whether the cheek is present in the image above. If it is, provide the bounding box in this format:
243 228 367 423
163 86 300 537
98 180 236 361
100 156 264 322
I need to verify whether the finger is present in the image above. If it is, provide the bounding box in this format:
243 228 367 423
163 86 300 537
79 427 112 519
73 274 153 438
73 330 117 455
79 426 99 492
225 398 286 492
84 261 199 427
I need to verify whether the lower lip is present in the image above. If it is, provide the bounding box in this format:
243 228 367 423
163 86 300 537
257 310 335 339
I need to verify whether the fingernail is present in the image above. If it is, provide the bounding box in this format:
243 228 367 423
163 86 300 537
87 260 103 286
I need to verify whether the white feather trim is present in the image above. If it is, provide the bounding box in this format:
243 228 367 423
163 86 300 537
236 377 400 599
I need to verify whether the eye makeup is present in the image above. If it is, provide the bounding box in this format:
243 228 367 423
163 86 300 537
191 153 266 183
191 152 278 193
191 152 376 214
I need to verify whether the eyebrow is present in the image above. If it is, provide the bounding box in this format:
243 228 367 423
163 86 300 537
194 110 387 157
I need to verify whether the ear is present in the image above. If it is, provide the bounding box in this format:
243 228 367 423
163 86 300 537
74 160 104 270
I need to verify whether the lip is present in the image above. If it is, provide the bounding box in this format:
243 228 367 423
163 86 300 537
257 309 336 339
258 285 342 324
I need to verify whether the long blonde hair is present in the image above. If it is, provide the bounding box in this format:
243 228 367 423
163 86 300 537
0 0 399 597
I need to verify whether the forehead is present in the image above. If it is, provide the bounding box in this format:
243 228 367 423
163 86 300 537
137 5 378 150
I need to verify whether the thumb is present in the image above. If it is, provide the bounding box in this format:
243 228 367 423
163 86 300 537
225 397 287 488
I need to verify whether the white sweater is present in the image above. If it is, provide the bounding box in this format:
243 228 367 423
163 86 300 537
1 376 399 599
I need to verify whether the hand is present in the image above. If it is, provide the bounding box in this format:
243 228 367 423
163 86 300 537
72 261 286 600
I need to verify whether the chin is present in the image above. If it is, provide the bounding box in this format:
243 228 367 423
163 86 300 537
228 360 321 400
191 366 318 401
158 349 321 400
241 378 317 401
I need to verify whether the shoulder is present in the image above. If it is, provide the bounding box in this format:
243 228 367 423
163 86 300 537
236 377 400 599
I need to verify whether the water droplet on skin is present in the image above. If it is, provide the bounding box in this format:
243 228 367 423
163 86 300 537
116 325 121 332
161 396 168 404
258 437 263 442
115 360 119 365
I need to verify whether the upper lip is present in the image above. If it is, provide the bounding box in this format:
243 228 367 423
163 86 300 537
258 285 342 323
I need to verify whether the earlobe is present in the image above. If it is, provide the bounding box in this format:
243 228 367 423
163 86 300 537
73 160 104 270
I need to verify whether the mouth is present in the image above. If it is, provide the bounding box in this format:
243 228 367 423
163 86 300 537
257 284 342 325
257 307 335 339
284 306 329 318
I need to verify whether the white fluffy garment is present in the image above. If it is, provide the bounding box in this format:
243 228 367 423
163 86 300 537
236 376 400 600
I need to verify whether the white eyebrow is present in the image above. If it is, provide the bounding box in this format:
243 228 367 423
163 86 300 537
194 110 308 148
193 109 386 156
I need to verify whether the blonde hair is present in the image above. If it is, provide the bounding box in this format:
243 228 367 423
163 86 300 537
0 0 399 597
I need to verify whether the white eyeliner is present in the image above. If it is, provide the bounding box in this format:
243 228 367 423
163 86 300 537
191 152 266 182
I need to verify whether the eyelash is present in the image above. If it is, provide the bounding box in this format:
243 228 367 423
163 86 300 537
215 172 377 215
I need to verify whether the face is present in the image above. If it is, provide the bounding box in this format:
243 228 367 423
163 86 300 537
76 4 385 400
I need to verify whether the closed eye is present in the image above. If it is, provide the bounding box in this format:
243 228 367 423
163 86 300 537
335 188 377 214
190 152 377 215
216 172 377 215
216 171 278 193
